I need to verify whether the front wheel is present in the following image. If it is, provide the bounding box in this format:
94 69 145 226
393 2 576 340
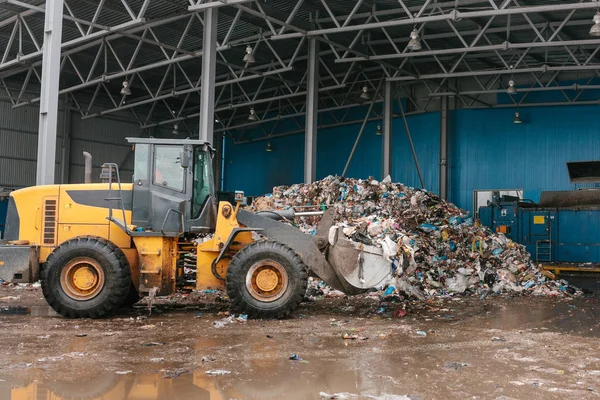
226 241 308 319
41 237 131 318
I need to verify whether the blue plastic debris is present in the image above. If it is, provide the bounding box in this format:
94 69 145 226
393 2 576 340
448 216 463 226
492 248 504 256
524 281 535 289
449 241 457 251
383 286 396 297
419 223 438 232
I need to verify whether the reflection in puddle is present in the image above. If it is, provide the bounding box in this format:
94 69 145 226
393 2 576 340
0 367 401 400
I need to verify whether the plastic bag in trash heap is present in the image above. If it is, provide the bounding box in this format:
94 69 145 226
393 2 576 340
248 176 578 299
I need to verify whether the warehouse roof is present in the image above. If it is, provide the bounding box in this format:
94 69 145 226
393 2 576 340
0 0 598 139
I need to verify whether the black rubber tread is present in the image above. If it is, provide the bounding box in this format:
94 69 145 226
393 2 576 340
41 236 131 318
226 240 308 319
121 281 142 307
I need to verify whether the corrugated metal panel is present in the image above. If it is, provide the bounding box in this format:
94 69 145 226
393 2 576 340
449 105 600 212
224 111 440 197
0 101 39 132
0 99 141 187
227 104 600 213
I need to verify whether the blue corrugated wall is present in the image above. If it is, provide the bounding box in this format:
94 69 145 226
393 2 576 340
450 105 600 212
224 104 600 213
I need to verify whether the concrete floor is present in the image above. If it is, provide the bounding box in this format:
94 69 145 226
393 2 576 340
0 285 599 400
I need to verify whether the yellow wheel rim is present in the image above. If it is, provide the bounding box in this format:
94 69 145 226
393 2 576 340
60 257 105 300
246 261 288 302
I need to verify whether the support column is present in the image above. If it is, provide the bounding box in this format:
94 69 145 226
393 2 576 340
59 100 72 184
304 37 319 184
36 0 64 185
198 8 218 145
214 132 223 191
382 81 393 180
439 96 449 200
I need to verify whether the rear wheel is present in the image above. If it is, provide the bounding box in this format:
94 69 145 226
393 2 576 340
226 241 308 319
41 237 131 318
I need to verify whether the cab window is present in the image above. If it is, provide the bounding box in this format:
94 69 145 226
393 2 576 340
153 145 184 192
192 148 214 218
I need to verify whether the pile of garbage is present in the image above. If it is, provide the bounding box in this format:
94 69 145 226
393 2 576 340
250 176 577 299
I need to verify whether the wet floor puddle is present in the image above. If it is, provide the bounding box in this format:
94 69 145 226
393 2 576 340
0 306 58 317
0 366 410 400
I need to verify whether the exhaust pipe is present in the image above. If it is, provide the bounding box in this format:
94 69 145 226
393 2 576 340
83 152 92 184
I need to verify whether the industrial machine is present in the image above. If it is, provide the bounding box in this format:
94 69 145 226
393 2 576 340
479 161 600 277
0 138 389 319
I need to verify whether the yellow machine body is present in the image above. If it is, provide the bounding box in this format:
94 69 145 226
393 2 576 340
4 182 250 296
196 201 253 291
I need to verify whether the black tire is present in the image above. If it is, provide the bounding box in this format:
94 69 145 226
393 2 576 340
226 240 308 319
121 281 142 307
41 236 131 318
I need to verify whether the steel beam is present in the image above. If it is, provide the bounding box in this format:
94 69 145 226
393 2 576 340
188 0 255 11
389 64 600 81
342 79 384 178
36 0 64 185
198 8 218 144
397 93 424 189
336 38 600 63
439 96 448 200
304 37 319 184
382 80 392 180
274 2 600 39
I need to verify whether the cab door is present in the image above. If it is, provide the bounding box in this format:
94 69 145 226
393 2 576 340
131 144 193 235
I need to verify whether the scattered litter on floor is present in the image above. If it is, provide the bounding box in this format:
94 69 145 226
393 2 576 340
161 369 189 379
250 176 580 300
205 369 231 375
213 314 248 328
444 361 468 370
319 392 357 399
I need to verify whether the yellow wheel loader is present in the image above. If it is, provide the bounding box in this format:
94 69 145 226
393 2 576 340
0 138 391 318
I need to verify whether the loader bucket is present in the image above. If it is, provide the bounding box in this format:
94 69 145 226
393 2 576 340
237 209 392 295
326 226 392 291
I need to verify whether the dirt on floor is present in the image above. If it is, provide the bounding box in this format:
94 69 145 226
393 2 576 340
0 283 599 400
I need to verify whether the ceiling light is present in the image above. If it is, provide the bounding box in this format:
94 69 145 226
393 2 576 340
243 45 255 64
375 124 382 135
120 80 131 96
172 123 179 135
591 11 600 36
248 107 258 121
360 86 370 100
407 28 422 51
513 112 522 124
265 141 273 152
507 79 517 94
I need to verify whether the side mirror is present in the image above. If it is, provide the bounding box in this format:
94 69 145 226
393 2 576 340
180 151 190 169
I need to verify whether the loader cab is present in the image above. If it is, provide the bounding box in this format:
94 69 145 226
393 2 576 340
127 137 217 235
